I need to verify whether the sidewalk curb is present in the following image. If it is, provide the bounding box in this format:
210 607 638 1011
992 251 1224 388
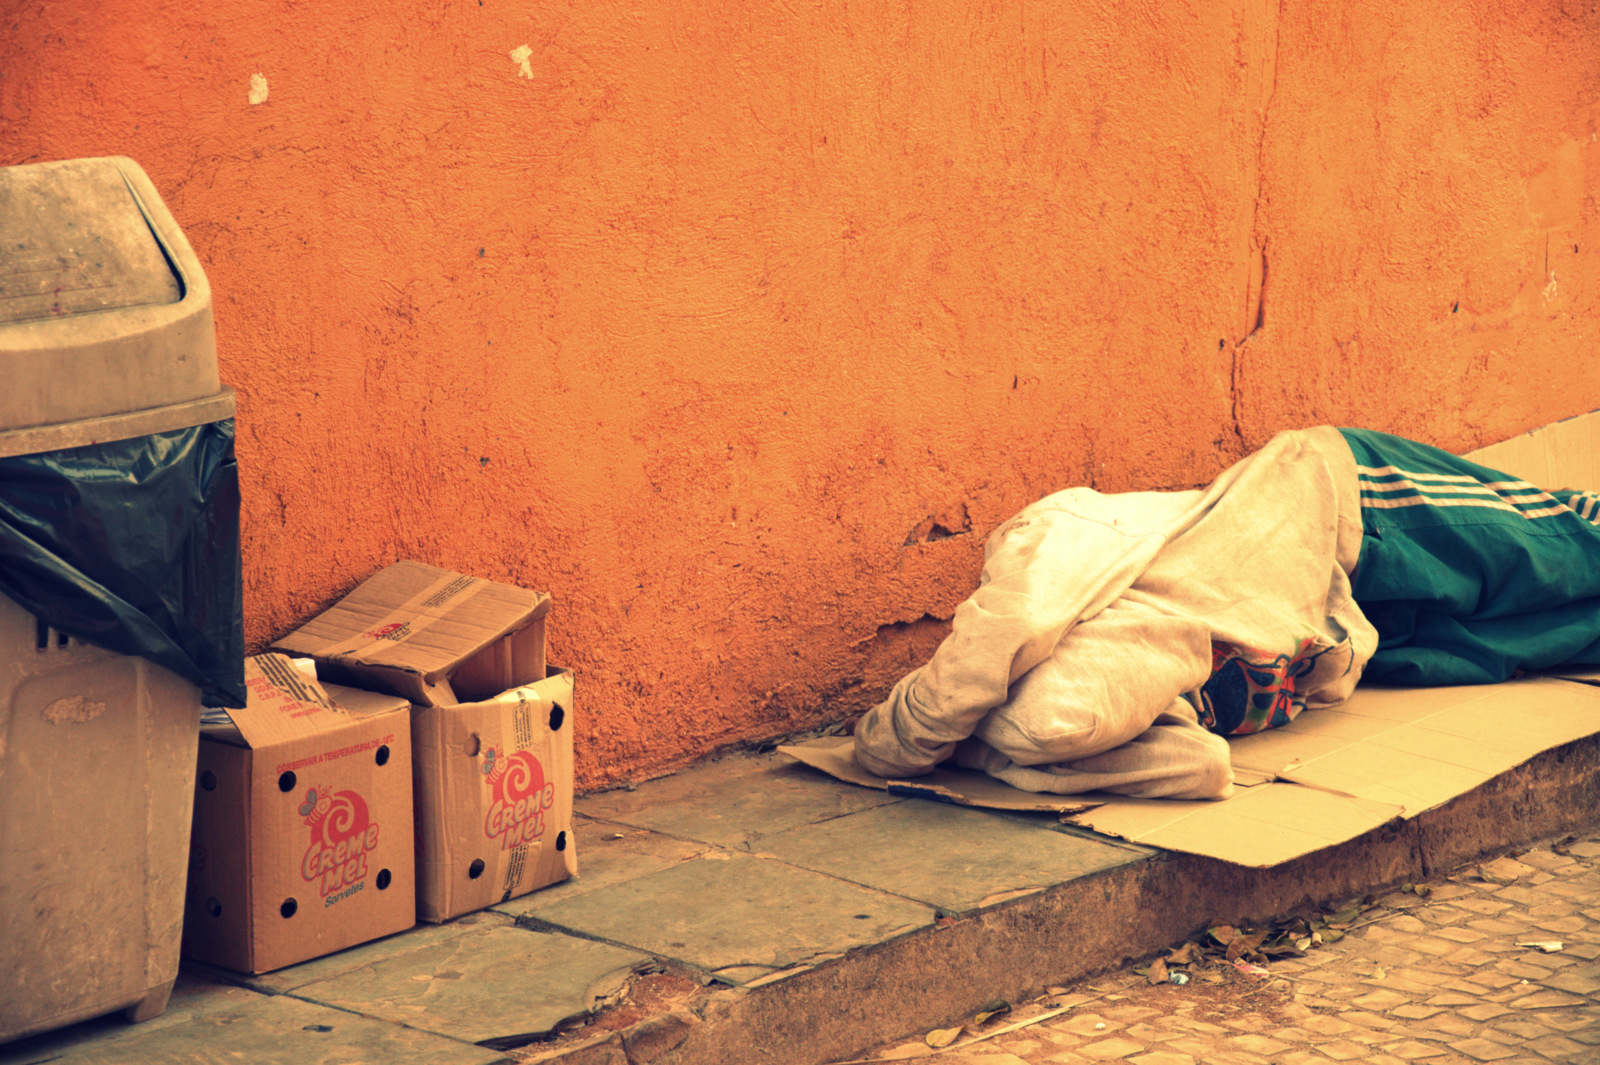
528 733 1600 1065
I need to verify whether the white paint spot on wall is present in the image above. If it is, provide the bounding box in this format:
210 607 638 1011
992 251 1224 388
509 45 533 79
248 73 269 105
1544 272 1558 303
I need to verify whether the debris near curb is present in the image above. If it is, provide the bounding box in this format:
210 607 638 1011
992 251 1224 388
1129 894 1384 989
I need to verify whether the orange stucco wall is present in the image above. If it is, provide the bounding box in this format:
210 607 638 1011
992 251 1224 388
5 0 1597 789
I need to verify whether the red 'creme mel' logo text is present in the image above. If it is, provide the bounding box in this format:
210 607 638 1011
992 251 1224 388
481 748 554 850
300 787 380 903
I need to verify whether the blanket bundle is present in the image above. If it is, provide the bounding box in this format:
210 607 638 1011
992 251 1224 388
854 427 1600 800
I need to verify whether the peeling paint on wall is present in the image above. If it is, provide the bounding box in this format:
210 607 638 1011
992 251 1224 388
248 73 268 105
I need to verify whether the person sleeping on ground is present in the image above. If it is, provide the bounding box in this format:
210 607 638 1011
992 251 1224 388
852 426 1600 802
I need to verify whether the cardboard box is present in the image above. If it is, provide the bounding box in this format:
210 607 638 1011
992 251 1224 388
412 668 579 922
183 654 416 973
783 410 1600 868
271 560 552 707
271 562 575 920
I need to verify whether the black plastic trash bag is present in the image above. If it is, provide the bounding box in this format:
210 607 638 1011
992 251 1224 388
0 420 245 707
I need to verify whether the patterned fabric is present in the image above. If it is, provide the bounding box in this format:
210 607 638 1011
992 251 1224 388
1195 635 1329 735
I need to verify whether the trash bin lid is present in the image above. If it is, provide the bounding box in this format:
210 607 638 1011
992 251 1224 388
0 157 182 325
0 157 221 437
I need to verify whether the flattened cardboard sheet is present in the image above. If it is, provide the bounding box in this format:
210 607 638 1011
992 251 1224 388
1464 408 1600 491
783 677 1600 867
271 561 551 706
412 668 578 922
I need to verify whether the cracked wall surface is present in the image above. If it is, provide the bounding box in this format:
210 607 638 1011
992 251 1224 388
2 0 1596 788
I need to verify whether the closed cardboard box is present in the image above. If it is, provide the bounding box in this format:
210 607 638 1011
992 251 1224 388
183 655 416 972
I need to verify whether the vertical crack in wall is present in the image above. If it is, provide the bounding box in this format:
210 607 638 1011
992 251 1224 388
1233 0 1284 447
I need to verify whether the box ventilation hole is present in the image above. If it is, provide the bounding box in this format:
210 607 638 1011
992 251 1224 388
280 898 298 919
278 771 296 792
206 898 222 918
467 859 485 879
555 830 567 852
376 869 392 890
200 770 217 791
375 745 390 766
549 704 565 731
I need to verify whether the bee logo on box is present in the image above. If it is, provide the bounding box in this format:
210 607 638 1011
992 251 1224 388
362 621 413 642
299 787 381 906
481 747 554 851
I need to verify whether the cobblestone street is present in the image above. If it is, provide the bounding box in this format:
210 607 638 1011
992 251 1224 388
861 834 1600 1065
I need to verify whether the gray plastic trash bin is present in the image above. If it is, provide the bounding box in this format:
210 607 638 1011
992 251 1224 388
0 156 237 1043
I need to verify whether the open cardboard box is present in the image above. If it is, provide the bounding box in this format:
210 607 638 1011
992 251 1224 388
272 560 552 708
184 655 416 973
784 410 1600 867
411 668 577 922
271 562 577 922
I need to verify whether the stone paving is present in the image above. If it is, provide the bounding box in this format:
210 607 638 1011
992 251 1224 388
861 836 1600 1065
2 743 1596 1065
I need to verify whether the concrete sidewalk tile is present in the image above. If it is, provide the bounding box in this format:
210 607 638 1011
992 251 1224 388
1077 1036 1147 1059
1453 898 1515 915
188 912 515 994
1128 1051 1196 1065
1300 1013 1358 1036
0 988 502 1065
751 800 1144 914
1488 1017 1555 1040
1507 988 1588 1009
1460 1003 1513 1021
291 925 649 1045
1225 1033 1291 1055
1318 1039 1376 1060
1514 951 1577 970
1543 969 1600 995
1050 1013 1126 1036
1389 1004 1443 1020
1351 990 1412 1010
1521 1033 1593 1060
576 753 899 846
526 851 934 976
1422 991 1480 1007
492 817 711 917
1539 1008 1600 1033
1448 1036 1520 1060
